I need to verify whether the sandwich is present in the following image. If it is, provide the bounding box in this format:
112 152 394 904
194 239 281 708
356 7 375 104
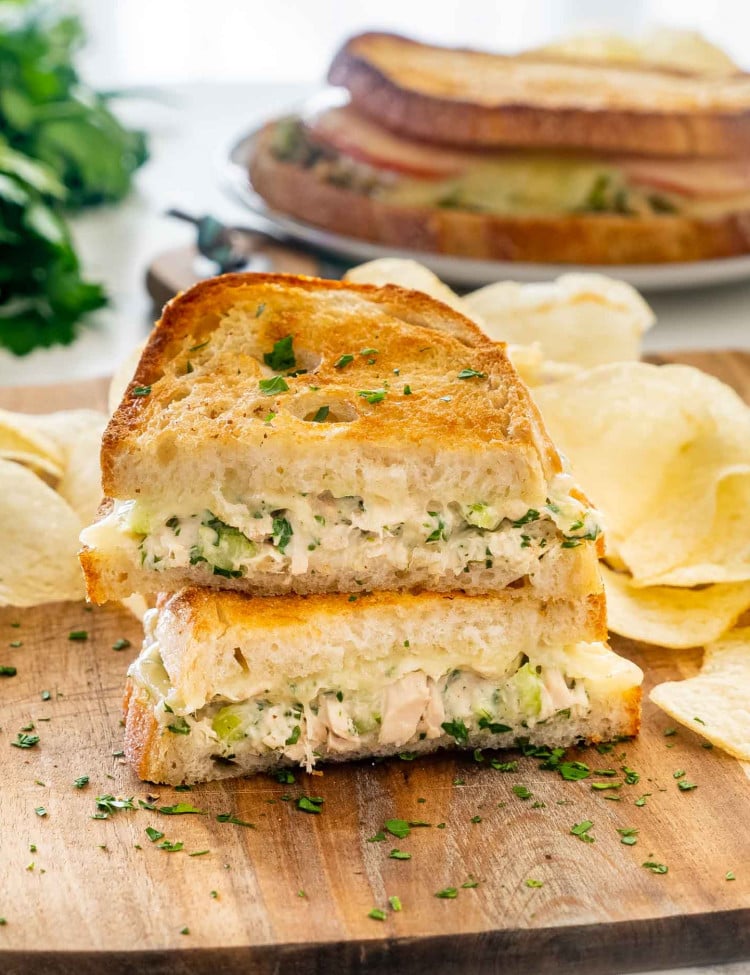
124 587 641 785
248 32 750 265
80 273 603 602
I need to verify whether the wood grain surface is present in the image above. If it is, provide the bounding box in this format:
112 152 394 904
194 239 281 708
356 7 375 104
1 352 749 975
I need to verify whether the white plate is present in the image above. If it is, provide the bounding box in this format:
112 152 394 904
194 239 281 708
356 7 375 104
223 127 750 294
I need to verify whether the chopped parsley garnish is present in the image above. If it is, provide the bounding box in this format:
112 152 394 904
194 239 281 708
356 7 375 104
618 828 639 846
435 888 458 899
678 780 697 792
367 831 386 843
9 641 21 648
285 725 301 746
693 716 706 725
271 515 293 553
335 354 354 369
180 926 189 934
570 820 595 843
259 375 289 396
470 815 482 824
385 818 411 839
457 368 486 380
274 769 295 784
264 411 276 424
146 827 164 842
358 389 386 404
726 871 736 881
189 339 209 352
403 385 412 395
159 803 204 815
68 630 88 641
663 727 677 737
558 761 591 781
673 769 686 779
622 767 640 785
425 512 447 543
216 813 254 827
95 795 135 815
635 794 651 807
0 666 17 677
642 861 668 874
591 782 621 791
73 775 89 789
491 759 518 772
441 718 468 744
511 509 540 528
131 385 151 397
112 638 131 651
189 850 210 857
167 717 191 735
34 806 47 817
263 335 295 371
12 732 39 749
388 895 402 912
311 405 329 423
297 796 324 814
368 908 387 921
525 879 544 888
158 840 183 852
461 879 479 889
389 849 411 860
478 716 512 734
512 785 533 800
41 690 51 700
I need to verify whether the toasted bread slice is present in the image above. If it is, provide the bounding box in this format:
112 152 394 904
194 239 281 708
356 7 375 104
123 586 642 785
328 32 750 158
249 128 750 264
81 273 604 602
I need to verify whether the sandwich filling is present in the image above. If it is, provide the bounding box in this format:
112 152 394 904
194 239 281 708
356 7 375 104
82 474 600 585
268 106 750 219
130 630 640 772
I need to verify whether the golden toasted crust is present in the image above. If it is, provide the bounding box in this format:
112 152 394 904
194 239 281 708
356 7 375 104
101 272 560 498
160 585 608 643
328 32 750 157
250 130 750 264
123 679 162 782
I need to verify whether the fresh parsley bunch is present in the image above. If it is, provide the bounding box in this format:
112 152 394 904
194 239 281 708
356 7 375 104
0 1 148 355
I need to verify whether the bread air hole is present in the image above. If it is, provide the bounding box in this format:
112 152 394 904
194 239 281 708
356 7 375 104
288 391 359 424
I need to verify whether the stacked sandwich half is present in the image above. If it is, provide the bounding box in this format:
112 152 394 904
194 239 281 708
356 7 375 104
80 273 642 784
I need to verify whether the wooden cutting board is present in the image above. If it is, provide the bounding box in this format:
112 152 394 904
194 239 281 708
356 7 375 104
1 351 749 975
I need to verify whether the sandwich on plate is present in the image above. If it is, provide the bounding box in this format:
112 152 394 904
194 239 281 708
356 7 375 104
80 273 604 601
249 32 750 265
124 587 641 785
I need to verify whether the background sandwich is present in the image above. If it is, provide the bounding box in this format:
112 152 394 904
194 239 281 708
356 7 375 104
249 33 750 265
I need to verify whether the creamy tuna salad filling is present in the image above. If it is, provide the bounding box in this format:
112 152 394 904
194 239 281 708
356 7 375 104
82 475 600 583
131 640 606 771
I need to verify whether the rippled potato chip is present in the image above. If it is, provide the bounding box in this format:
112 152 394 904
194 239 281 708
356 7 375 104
464 274 654 370
602 565 750 649
650 628 750 760
534 362 750 586
0 408 65 481
0 457 85 605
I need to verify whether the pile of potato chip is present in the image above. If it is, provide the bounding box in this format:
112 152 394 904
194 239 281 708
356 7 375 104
0 407 106 606
347 258 750 760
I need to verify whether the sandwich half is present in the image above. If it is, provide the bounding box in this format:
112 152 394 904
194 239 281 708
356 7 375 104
80 273 603 602
124 587 641 785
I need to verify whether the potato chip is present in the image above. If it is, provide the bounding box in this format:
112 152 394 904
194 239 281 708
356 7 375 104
0 407 64 480
463 274 654 369
32 410 107 525
0 457 84 606
344 258 468 314
650 628 750 760
533 362 750 585
602 565 750 650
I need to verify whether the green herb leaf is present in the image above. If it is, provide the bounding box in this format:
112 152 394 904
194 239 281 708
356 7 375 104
457 368 486 380
259 375 289 396
435 888 458 899
0 665 17 677
112 638 131 651
271 515 293 553
297 796 324 814
368 908 387 921
512 785 533 800
263 335 295 371
642 861 668 874
388 895 402 912
678 780 697 792
335 354 354 369
167 717 191 735
68 630 88 641
131 385 151 397
358 389 386 404
145 827 164 842
216 813 254 827
389 849 411 860
12 732 39 749
525 878 544 888
73 775 89 789
158 803 204 815
285 725 301 746
385 818 410 839
441 718 468 744
310 405 329 423
570 820 595 843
